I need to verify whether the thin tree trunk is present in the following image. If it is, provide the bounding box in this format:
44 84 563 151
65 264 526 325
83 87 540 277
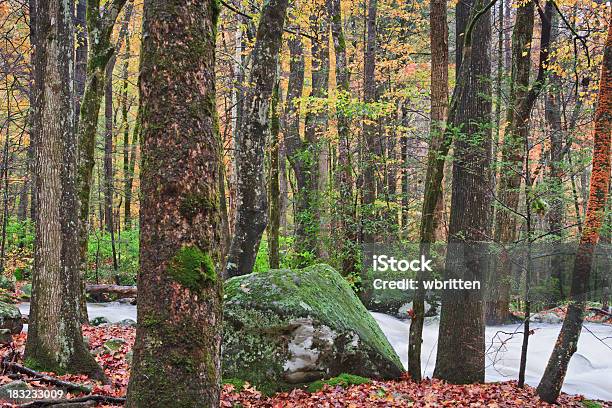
537 11 612 402
224 0 290 278
25 0 104 379
74 0 87 125
268 79 281 269
125 0 223 405
104 57 118 272
328 0 357 275
362 0 378 246
408 0 448 381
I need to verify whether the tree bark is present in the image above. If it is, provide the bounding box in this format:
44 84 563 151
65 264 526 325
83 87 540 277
433 0 493 384
537 10 612 403
362 0 378 245
25 0 105 379
125 0 223 405
224 0 290 277
268 79 281 269
408 0 448 381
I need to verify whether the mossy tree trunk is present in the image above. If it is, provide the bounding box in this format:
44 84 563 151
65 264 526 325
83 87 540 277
537 11 612 403
408 0 448 381
124 0 223 406
433 0 494 384
224 0 290 277
25 0 105 380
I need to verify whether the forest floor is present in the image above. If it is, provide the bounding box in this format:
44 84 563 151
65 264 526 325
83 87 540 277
0 324 609 407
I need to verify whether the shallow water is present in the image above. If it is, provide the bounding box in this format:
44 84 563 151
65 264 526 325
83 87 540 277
16 302 612 400
371 312 612 401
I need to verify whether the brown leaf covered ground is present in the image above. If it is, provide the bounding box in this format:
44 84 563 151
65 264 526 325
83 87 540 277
0 325 609 407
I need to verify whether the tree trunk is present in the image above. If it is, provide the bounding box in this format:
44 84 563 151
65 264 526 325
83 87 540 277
362 0 378 245
537 11 612 403
546 12 565 304
124 0 223 406
328 0 357 275
224 0 290 278
283 36 310 262
268 79 281 269
104 56 118 272
434 0 493 384
25 0 104 379
74 0 87 124
408 0 448 381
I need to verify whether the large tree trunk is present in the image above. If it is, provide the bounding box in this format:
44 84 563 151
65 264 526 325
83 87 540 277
408 0 448 381
124 0 223 406
224 0 289 278
487 0 553 325
433 0 493 384
25 0 104 379
537 11 612 403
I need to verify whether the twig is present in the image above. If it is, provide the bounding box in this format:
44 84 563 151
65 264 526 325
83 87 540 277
2 361 92 394
18 395 126 407
219 0 318 41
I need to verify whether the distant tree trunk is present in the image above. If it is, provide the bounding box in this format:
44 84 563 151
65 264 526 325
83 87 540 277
124 106 139 230
25 0 105 379
306 12 330 259
224 0 289 278
408 0 448 381
537 12 612 403
434 0 493 384
121 22 133 230
546 13 565 304
104 57 118 272
268 79 281 269
75 0 128 320
74 0 87 124
328 0 357 275
487 0 553 325
362 0 378 245
27 0 38 223
124 0 223 405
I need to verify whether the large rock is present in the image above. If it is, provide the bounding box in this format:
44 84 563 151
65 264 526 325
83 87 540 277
0 302 22 334
223 264 404 394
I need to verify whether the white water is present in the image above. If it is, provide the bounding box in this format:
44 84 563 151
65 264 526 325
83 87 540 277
371 312 612 401
16 303 612 400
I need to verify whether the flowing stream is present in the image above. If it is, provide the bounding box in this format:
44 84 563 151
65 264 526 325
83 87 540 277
16 303 612 400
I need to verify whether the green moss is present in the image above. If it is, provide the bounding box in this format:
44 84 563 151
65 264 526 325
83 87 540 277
582 401 602 408
180 193 217 218
168 245 216 291
307 373 371 392
24 356 66 375
222 264 404 394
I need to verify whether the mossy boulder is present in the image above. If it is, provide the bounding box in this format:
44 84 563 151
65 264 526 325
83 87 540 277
222 264 404 394
0 301 22 334
0 274 15 291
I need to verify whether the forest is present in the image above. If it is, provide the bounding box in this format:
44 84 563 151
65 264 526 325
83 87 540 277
0 0 611 406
